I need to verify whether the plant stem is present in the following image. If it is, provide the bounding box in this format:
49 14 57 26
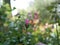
56 25 59 45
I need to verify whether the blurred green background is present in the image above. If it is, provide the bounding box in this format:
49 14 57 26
0 0 60 45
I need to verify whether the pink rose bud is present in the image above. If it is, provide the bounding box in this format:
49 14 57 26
25 19 29 25
34 12 38 19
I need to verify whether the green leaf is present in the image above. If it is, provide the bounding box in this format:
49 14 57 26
0 43 3 45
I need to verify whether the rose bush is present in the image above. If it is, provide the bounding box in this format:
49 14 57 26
0 3 60 45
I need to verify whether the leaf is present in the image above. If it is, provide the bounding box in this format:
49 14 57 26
0 43 3 45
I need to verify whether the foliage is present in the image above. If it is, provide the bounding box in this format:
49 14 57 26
30 0 57 24
0 0 60 45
